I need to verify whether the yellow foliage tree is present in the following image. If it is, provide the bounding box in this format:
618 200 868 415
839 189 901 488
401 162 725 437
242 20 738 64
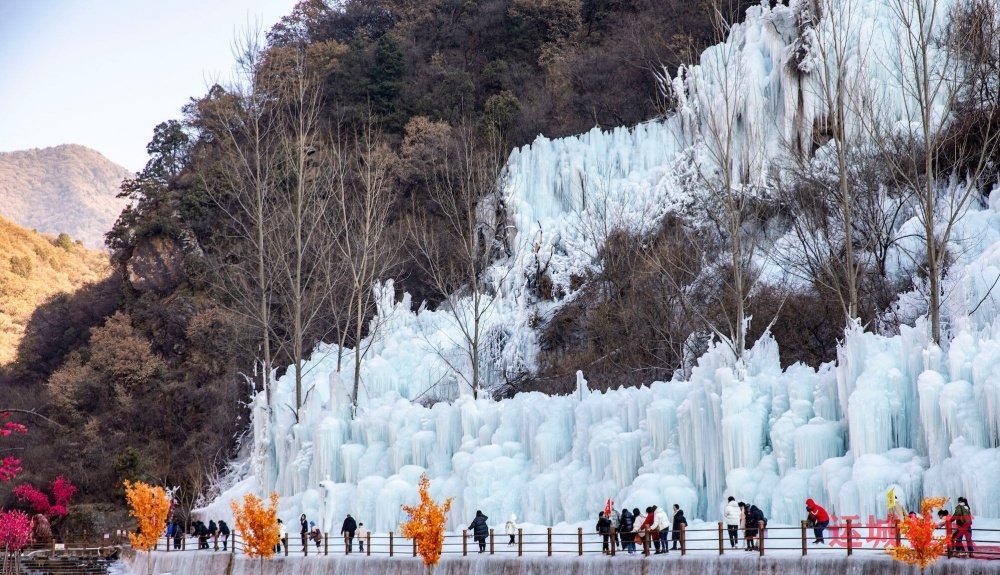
887 497 950 573
230 491 281 574
123 480 171 575
400 474 452 570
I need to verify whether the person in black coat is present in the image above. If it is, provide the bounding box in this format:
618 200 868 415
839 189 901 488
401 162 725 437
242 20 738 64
468 510 489 553
745 505 765 550
619 508 635 553
300 514 309 552
341 514 358 553
596 512 612 553
171 521 183 550
218 520 230 551
196 521 210 549
208 520 218 550
671 505 687 550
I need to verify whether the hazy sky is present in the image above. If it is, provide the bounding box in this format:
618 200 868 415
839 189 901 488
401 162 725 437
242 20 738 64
0 0 299 172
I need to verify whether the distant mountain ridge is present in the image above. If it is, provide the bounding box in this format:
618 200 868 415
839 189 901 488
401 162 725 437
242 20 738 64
0 144 131 248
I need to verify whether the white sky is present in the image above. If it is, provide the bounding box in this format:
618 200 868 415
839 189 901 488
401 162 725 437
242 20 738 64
0 0 299 172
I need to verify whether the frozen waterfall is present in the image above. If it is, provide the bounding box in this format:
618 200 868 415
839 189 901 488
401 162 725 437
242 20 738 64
201 0 1000 536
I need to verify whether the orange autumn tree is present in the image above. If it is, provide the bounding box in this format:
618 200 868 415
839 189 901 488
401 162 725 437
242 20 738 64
887 496 950 573
124 480 171 551
400 474 453 570
230 491 281 573
124 480 171 575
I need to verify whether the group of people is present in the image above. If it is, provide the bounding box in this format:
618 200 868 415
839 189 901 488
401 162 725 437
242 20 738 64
595 504 688 554
195 493 976 557
936 497 975 557
722 497 769 551
166 518 230 551
272 514 369 554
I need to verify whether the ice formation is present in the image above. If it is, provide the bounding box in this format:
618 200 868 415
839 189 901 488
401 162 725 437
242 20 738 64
201 0 1000 535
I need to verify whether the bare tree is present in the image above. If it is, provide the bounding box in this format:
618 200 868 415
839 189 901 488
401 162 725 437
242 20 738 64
196 26 281 408
410 125 510 398
794 0 870 320
269 45 336 412
860 0 1000 343
657 1 772 361
325 117 400 412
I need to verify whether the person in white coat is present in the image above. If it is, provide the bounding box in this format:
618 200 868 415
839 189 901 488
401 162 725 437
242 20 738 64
724 497 741 548
504 515 517 546
653 505 670 554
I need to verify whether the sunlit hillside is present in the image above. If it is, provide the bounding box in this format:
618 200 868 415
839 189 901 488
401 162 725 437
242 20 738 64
0 215 111 365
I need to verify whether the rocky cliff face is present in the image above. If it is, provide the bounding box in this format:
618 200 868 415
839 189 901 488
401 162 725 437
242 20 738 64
0 144 131 248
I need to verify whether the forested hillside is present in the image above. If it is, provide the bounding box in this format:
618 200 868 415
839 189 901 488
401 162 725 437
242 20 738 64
0 216 110 366
0 145 130 248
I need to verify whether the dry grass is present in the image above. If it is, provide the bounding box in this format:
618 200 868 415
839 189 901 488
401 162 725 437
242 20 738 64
0 215 111 365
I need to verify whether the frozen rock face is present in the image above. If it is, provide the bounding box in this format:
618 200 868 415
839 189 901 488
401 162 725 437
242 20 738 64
216 0 1000 534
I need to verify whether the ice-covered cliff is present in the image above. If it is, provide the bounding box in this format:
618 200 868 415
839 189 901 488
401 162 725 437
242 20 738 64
202 0 1000 535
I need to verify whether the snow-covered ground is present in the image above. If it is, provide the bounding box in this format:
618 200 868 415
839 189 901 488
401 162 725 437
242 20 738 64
199 0 1000 542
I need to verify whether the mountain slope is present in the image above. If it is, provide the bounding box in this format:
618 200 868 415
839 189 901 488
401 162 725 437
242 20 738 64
0 144 131 248
0 215 111 366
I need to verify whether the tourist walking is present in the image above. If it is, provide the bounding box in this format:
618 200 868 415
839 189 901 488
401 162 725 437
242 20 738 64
300 514 309 552
597 512 612 553
671 505 687 550
276 519 288 554
806 499 829 544
504 515 517 546
342 513 358 553
619 507 635 553
357 523 368 553
653 505 669 554
208 520 218 550
639 507 656 553
218 520 230 551
468 510 489 553
953 497 974 557
308 522 322 551
724 497 740 548
608 502 621 550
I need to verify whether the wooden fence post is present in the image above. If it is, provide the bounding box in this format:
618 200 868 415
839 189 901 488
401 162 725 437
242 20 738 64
232 531 236 554
578 527 583 556
182 530 186 551
758 521 764 557
547 527 552 557
643 531 650 556
680 524 686 556
801 521 807 556
284 535 289 556
846 519 853 557
413 536 417 557
718 522 723 555
490 528 495 555
304 534 308 556
324 533 328 556
518 528 523 557
463 530 468 556
366 533 370 556
389 532 394 557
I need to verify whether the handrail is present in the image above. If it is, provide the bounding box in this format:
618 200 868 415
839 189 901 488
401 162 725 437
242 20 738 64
136 518 999 561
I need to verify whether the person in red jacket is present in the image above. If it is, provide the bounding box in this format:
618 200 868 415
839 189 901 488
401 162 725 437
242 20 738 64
806 499 830 544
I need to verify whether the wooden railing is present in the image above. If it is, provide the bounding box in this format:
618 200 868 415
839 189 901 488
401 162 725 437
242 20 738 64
150 519 999 560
